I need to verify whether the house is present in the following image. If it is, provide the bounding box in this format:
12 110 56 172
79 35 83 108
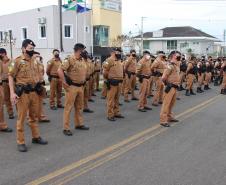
134 26 221 56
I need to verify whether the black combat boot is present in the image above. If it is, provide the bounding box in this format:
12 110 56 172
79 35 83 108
220 89 226 95
190 89 196 95
204 85 208 90
207 85 211 90
197 87 202 93
185 90 190 96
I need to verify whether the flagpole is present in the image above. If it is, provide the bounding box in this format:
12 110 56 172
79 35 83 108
91 0 94 55
83 0 87 47
58 0 64 52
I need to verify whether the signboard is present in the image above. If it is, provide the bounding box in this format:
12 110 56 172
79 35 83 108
101 0 122 12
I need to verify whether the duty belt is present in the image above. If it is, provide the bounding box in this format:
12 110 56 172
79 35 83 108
126 71 136 75
171 84 179 89
50 75 59 79
2 79 9 83
95 70 101 73
142 75 151 79
71 81 86 87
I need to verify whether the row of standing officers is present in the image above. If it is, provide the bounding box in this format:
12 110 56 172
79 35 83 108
0 39 225 152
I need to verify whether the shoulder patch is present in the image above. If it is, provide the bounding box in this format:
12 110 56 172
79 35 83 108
20 60 26 65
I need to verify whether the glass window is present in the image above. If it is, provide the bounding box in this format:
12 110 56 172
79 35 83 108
0 31 3 41
93 25 109 46
21 28 27 40
39 25 46 38
64 25 73 38
143 40 150 49
167 40 177 50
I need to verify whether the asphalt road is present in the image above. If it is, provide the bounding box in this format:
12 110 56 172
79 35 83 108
0 86 225 185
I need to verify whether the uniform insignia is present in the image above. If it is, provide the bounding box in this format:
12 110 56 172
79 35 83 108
8 61 15 72
20 60 26 65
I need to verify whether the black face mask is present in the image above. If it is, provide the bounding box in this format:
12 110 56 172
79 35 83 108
132 54 136 58
115 54 122 60
26 50 34 57
176 56 181 61
80 51 88 60
54 54 60 58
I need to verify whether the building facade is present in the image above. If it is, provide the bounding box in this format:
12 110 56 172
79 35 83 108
134 26 221 56
0 5 92 61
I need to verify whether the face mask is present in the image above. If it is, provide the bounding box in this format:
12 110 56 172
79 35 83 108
115 54 122 60
26 50 34 57
145 55 150 60
81 51 88 59
0 56 3 60
176 56 181 61
54 54 60 58
132 54 136 58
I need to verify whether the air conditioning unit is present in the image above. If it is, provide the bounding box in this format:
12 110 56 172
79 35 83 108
38 17 46 24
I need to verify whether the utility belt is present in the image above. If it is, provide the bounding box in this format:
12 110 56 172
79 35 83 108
164 83 179 93
108 79 123 86
48 75 59 82
152 71 163 77
95 70 101 73
137 75 151 83
105 79 123 90
2 79 9 83
125 71 136 79
70 81 86 87
15 82 44 97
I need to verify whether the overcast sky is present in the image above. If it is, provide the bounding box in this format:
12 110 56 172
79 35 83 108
0 0 226 40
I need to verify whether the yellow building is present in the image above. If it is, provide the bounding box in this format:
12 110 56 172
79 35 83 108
91 0 122 47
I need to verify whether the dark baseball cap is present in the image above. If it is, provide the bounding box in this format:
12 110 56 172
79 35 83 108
0 48 7 54
22 39 36 48
73 43 86 51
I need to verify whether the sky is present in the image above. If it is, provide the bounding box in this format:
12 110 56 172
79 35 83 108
0 0 226 40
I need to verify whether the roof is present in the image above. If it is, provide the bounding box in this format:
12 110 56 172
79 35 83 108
135 26 217 40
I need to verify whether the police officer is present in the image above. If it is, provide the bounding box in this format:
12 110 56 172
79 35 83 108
33 52 50 122
137 51 152 112
0 48 14 119
197 60 205 93
178 54 187 91
46 49 63 110
160 51 181 127
185 56 196 96
8 39 48 152
101 60 108 99
103 48 124 121
94 57 101 91
82 50 94 113
58 43 89 136
204 56 213 90
151 51 166 106
220 58 226 95
0 51 13 133
124 50 138 102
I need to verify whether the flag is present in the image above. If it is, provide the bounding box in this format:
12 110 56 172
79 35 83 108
77 4 91 13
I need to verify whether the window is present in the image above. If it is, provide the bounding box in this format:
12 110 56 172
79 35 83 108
143 40 150 49
180 42 189 48
0 31 3 42
39 25 46 39
85 26 90 33
193 42 199 45
93 25 109 46
21 27 27 40
64 25 73 39
167 40 177 50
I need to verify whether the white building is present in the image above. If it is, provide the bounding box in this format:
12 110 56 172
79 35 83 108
0 5 92 62
134 26 221 56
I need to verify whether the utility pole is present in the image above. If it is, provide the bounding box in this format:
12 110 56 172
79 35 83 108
9 30 13 59
140 16 146 55
58 0 64 52
224 29 226 56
